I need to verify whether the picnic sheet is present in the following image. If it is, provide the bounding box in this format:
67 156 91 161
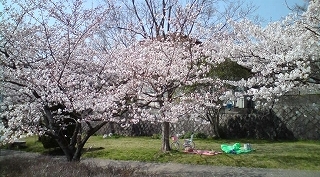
221 143 253 154
184 149 223 156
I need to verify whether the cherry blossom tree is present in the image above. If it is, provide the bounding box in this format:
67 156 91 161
102 0 257 151
0 0 130 161
112 36 215 151
177 2 319 141
214 0 320 108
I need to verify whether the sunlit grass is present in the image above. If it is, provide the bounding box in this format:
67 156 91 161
18 136 320 170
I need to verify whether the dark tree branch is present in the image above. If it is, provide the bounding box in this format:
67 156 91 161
305 26 320 36
145 0 160 37
0 49 10 58
116 26 147 38
2 80 26 87
132 0 148 38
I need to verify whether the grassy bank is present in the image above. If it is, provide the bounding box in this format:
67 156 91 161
18 136 320 171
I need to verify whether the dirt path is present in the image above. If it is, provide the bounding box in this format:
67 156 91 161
82 158 320 177
1 149 320 177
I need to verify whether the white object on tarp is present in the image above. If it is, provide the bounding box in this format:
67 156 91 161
244 143 252 150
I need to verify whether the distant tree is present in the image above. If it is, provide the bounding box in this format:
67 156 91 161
190 58 252 138
208 58 252 81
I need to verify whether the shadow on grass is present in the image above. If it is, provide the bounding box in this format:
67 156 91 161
40 147 105 156
42 148 65 156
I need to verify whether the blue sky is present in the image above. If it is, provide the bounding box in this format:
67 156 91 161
0 0 306 27
248 0 305 26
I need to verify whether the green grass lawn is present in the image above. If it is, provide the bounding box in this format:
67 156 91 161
18 136 320 171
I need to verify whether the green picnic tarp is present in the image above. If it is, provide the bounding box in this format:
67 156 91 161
221 143 253 154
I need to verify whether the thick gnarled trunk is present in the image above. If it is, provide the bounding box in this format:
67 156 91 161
42 105 107 161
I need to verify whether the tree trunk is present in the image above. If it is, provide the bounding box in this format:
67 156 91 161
55 138 75 161
42 106 75 161
213 110 221 138
42 105 109 161
72 139 84 161
72 121 108 161
207 107 221 138
161 121 171 152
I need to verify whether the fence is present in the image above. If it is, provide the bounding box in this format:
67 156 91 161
271 94 320 140
89 93 320 140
